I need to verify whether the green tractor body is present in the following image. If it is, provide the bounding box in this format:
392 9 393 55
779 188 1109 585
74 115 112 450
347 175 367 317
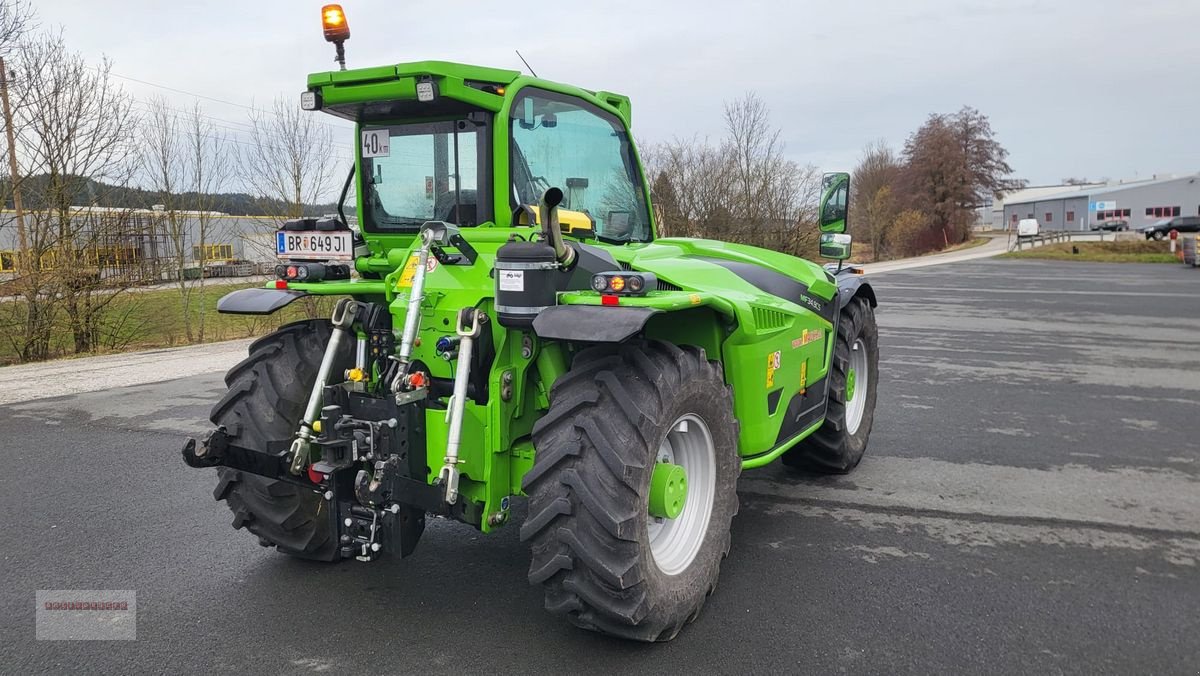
184 54 878 641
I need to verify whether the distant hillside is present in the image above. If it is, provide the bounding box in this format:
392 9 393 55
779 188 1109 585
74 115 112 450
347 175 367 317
1 175 339 217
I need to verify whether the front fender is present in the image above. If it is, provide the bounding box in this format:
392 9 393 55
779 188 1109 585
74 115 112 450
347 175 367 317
217 287 311 315
835 272 877 311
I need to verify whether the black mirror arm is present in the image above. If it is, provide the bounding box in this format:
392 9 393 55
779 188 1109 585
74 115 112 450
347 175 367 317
337 166 355 229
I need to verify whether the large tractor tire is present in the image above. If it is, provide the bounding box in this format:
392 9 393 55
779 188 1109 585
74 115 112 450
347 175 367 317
209 319 351 561
522 341 740 642
782 295 879 474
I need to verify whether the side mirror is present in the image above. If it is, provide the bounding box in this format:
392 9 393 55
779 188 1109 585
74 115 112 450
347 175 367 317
819 171 850 233
819 232 853 260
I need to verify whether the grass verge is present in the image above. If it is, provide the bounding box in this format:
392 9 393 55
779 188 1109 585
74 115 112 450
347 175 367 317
1002 241 1179 264
0 282 336 366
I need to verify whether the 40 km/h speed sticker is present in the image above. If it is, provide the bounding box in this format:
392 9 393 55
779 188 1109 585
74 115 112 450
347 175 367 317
361 129 390 158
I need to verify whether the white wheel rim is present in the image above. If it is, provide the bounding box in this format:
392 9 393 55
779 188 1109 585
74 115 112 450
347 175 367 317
846 338 869 435
647 414 716 576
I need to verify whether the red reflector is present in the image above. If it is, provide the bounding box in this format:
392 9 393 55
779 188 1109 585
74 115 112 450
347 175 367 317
601 294 619 306
286 265 298 278
306 466 325 484
275 280 289 289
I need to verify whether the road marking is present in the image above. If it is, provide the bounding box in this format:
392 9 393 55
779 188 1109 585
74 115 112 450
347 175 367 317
747 499 1200 568
880 285 1196 298
741 454 1200 535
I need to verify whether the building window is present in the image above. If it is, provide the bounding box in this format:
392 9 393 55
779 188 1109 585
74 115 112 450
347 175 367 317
193 244 234 261
1066 211 1075 222
1045 212 1053 223
1123 208 1131 217
1147 206 1181 218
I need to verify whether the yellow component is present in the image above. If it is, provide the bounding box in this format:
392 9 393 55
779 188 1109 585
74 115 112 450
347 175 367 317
347 368 366 382
397 254 420 288
515 204 596 237
609 276 626 292
312 420 323 433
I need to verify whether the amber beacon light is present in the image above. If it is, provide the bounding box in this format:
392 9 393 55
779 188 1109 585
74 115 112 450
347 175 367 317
321 5 351 69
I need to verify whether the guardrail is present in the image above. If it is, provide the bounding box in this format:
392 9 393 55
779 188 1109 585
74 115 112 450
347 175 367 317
1010 231 1075 251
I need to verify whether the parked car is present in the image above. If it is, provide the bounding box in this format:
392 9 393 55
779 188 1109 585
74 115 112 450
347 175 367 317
1093 219 1130 232
1142 216 1200 240
1017 218 1040 238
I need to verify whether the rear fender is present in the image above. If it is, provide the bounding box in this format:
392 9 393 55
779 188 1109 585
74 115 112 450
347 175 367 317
217 287 311 315
532 305 660 343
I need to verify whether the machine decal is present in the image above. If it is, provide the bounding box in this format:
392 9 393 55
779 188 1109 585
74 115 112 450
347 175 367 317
766 350 782 388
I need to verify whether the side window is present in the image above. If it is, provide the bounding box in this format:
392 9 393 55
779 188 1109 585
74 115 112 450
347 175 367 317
510 90 651 241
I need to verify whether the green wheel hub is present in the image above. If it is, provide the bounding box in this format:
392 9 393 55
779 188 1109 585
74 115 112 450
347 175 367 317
648 462 688 519
846 367 857 402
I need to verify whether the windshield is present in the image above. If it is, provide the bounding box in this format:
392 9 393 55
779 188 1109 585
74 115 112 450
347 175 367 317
360 118 490 232
510 90 652 242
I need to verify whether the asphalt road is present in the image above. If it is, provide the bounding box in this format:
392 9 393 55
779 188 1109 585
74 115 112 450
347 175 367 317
1 259 1198 674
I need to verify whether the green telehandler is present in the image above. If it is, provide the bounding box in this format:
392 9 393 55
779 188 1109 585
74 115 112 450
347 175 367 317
182 5 879 642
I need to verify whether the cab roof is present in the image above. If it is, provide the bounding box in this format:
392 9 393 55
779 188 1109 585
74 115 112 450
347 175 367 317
306 60 632 126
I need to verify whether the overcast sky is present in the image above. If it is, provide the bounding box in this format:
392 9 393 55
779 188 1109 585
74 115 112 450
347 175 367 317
34 0 1200 186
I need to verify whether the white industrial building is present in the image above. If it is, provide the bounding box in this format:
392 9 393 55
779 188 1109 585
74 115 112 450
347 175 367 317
995 173 1200 232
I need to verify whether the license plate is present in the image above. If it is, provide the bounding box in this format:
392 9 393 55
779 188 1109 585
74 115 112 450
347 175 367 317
276 231 353 260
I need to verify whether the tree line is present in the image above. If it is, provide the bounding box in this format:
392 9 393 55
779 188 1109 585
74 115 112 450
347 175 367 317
643 100 1024 263
0 1 340 362
0 0 1024 363
850 107 1025 260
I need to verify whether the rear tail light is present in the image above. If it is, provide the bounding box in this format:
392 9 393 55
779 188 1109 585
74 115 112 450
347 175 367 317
591 271 657 296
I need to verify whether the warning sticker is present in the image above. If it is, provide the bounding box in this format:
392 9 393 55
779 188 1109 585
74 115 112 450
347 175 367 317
499 269 525 292
397 255 419 288
766 350 781 388
397 255 438 288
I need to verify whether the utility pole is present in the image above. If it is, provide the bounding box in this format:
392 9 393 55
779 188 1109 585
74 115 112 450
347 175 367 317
0 56 28 269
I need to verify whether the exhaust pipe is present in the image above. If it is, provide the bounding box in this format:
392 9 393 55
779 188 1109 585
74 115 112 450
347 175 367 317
539 187 575 267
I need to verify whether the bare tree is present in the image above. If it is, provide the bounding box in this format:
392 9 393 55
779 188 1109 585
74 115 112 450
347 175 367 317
13 31 138 354
239 96 336 224
643 93 820 258
184 102 231 341
0 0 32 54
142 99 231 343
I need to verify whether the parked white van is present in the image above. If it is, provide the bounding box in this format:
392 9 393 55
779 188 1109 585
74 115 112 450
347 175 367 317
1017 218 1040 239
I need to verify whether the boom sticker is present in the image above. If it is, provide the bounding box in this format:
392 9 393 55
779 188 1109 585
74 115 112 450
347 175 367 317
791 329 824 349
766 350 782 388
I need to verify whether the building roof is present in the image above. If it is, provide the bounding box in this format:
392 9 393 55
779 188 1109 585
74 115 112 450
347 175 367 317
1005 173 1200 207
994 183 1100 210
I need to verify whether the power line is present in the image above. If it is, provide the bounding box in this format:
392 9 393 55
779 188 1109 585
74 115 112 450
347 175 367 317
104 69 350 134
129 100 355 155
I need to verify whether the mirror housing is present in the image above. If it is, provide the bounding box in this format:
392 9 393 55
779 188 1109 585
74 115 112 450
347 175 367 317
819 232 853 261
819 171 850 233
